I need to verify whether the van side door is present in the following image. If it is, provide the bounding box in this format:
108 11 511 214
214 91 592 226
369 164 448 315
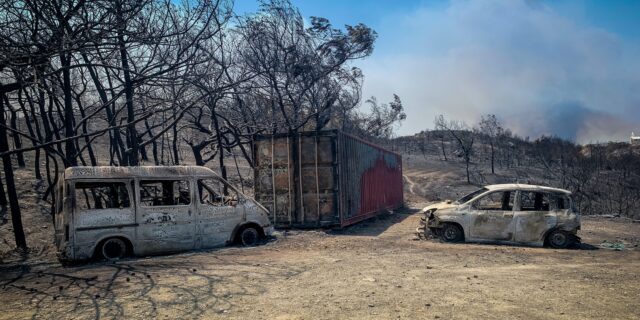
195 178 244 248
72 180 135 259
468 191 516 241
514 191 557 243
136 179 195 254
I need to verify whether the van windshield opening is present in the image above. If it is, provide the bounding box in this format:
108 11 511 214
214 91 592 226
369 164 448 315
198 179 238 206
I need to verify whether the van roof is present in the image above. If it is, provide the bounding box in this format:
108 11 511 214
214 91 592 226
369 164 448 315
485 183 571 195
64 166 218 180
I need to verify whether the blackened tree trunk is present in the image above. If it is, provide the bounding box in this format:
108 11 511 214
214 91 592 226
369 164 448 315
144 119 159 165
191 144 205 166
465 156 471 184
140 142 149 162
160 129 166 164
0 170 7 211
116 0 139 166
74 94 97 166
33 149 42 180
60 51 78 167
16 90 42 179
7 101 25 167
0 92 27 249
36 78 54 149
172 122 180 165
211 107 228 194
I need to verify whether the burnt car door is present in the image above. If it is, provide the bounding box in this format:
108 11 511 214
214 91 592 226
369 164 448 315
469 191 516 241
514 191 557 243
136 179 195 254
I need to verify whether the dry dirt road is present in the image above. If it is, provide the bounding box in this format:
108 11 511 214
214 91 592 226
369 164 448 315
1 209 639 320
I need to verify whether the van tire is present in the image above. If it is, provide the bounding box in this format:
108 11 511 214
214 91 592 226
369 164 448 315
238 227 260 246
441 223 464 243
100 238 128 260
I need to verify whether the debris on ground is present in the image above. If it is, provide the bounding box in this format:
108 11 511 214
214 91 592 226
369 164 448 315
599 240 626 251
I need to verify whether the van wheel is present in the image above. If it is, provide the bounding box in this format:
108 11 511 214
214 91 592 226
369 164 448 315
547 230 572 249
441 224 464 243
101 238 128 260
239 227 260 246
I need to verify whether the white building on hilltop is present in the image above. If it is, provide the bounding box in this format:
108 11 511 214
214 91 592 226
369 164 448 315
631 132 640 146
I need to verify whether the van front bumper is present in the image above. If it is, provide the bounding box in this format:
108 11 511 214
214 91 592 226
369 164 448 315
263 225 275 236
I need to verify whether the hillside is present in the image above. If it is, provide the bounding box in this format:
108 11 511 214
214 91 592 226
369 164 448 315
388 131 640 219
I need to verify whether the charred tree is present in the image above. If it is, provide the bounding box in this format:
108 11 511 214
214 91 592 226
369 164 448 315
115 0 139 166
6 100 25 167
0 91 27 249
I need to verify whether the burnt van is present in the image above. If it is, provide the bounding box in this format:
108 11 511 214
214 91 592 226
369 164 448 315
53 166 273 262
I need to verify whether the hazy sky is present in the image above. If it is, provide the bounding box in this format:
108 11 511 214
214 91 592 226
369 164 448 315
235 0 640 143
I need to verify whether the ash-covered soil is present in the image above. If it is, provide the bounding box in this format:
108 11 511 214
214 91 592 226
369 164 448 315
1 155 639 319
1 209 639 319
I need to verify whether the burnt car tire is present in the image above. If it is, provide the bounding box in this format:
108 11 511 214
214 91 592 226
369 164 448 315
101 238 128 260
547 230 573 249
441 224 464 243
239 227 260 246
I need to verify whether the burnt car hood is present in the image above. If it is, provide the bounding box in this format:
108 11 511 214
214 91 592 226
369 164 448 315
422 201 458 212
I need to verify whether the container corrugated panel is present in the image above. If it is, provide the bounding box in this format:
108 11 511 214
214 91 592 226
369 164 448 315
253 130 403 228
336 132 404 227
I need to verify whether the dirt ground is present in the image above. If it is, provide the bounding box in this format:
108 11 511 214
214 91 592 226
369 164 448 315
1 209 639 319
1 156 640 319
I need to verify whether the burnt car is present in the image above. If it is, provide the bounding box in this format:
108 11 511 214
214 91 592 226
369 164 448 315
418 184 580 248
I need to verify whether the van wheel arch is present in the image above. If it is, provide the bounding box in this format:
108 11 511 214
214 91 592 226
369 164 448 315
94 236 133 260
233 222 265 246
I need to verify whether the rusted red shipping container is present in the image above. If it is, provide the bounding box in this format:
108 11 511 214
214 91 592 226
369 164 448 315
253 130 403 228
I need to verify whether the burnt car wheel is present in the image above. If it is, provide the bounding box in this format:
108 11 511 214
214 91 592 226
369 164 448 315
441 224 464 243
547 230 572 249
239 227 260 246
101 238 127 260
